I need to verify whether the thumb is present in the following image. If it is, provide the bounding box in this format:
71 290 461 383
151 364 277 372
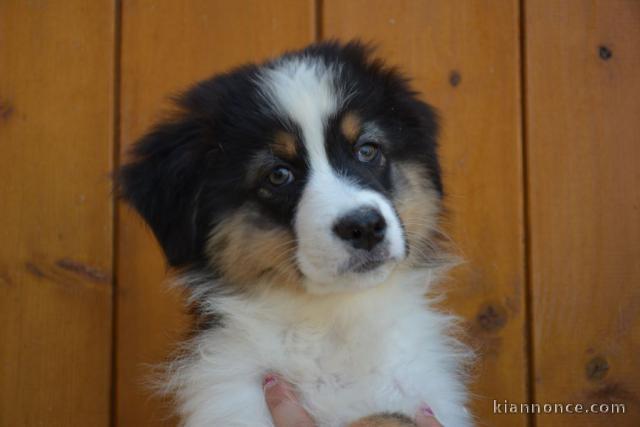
263 374 316 427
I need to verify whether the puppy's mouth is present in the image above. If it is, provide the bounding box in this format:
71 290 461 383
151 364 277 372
339 245 394 274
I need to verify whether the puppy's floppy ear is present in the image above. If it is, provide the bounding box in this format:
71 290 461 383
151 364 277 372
118 117 210 267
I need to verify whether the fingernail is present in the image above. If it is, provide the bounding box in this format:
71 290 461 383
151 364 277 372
263 374 278 390
420 403 435 417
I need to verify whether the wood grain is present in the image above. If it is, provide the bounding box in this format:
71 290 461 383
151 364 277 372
116 1 315 425
324 1 528 426
0 1 115 426
525 1 640 425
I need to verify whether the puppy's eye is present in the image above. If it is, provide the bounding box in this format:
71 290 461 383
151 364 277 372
268 166 294 187
355 143 380 163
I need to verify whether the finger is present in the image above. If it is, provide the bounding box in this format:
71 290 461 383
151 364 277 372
263 374 316 427
415 405 443 427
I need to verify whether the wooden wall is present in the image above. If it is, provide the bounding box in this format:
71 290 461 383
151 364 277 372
0 1 115 426
525 1 640 426
1 1 638 426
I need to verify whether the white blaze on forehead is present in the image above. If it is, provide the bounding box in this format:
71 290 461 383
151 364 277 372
258 57 340 169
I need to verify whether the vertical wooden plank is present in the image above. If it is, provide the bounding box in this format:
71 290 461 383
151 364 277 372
0 1 115 426
324 1 527 426
116 1 315 425
526 1 640 425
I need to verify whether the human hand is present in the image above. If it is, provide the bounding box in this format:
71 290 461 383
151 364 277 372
263 374 443 427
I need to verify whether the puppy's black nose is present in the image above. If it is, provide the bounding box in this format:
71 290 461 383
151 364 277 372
333 208 387 251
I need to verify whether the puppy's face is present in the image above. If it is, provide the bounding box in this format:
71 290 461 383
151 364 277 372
120 42 442 294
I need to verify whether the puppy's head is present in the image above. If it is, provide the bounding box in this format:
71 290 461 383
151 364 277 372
119 41 443 294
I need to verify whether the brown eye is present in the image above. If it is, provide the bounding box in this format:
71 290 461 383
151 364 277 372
355 143 379 163
268 166 293 186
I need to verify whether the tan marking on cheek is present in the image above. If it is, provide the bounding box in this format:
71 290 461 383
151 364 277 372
271 131 297 159
340 112 361 143
206 208 302 291
393 164 442 266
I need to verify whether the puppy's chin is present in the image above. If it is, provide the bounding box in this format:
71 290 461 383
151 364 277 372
300 260 398 295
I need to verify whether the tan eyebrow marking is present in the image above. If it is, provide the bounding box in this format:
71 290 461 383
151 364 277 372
340 112 361 144
271 131 297 159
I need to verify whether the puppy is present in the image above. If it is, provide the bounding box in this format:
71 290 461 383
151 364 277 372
119 41 472 427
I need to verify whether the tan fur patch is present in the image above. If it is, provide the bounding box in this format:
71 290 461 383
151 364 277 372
341 112 361 143
206 206 302 291
393 163 446 267
348 413 417 427
271 131 297 159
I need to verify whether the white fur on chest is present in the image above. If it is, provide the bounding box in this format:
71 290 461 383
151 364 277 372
173 270 472 427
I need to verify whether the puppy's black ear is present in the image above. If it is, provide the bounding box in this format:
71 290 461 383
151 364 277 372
118 118 210 267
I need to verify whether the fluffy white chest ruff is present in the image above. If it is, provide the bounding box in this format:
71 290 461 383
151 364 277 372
173 270 472 427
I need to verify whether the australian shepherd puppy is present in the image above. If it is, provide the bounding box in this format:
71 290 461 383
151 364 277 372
119 41 472 427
